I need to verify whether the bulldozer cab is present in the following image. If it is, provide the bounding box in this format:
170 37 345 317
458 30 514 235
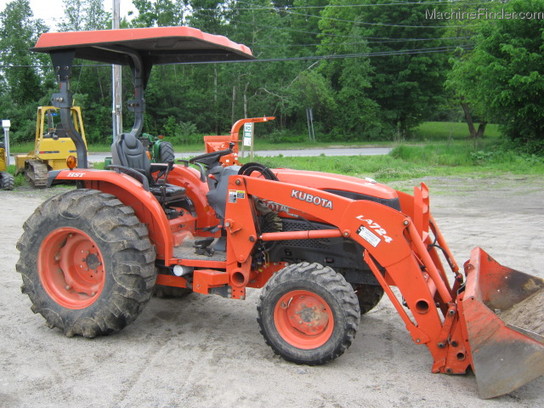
14 105 87 187
34 106 86 157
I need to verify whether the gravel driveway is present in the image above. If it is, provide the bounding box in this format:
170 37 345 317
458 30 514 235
1 175 543 408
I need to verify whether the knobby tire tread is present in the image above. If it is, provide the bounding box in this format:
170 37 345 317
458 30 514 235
16 189 156 338
158 142 175 163
352 284 384 315
257 262 360 365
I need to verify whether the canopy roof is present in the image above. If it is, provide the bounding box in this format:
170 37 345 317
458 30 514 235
32 26 253 65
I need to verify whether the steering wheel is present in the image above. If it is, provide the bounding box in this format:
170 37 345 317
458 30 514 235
189 149 233 167
238 162 278 180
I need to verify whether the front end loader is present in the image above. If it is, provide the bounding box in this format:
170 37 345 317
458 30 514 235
16 26 544 399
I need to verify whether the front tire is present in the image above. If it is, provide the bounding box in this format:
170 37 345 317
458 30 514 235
352 284 384 315
257 262 360 365
16 189 156 338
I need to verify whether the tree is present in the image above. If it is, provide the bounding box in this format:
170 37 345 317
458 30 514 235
444 1 488 140
449 0 544 153
318 1 379 139
357 0 450 139
59 0 109 31
130 0 185 28
224 0 309 131
57 0 112 143
447 49 488 140
0 0 48 142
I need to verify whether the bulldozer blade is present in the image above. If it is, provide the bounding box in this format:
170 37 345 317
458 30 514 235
461 247 544 399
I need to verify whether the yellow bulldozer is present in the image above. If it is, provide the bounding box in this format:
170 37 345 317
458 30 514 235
15 106 87 187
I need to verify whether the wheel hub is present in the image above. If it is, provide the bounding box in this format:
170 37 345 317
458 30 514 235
286 295 330 335
39 227 106 309
274 290 334 349
84 253 101 270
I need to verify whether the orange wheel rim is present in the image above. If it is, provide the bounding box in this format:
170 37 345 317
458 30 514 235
274 290 334 349
38 227 105 309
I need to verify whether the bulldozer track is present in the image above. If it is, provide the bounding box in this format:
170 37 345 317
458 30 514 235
25 160 49 188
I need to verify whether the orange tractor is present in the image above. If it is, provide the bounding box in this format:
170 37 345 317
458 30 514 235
17 27 543 399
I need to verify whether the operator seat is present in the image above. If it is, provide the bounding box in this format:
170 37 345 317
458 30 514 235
110 133 186 206
111 132 150 172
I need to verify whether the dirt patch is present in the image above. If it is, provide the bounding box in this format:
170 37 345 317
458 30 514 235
1 177 544 407
500 289 544 336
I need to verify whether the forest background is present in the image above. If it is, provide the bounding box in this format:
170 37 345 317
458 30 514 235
1 0 543 155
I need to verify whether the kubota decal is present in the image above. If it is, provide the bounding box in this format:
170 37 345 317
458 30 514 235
291 189 333 210
261 200 298 217
356 215 393 244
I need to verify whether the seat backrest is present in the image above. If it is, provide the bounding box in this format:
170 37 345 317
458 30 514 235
206 165 240 220
111 133 150 175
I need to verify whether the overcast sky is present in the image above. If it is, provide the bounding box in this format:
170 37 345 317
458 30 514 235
0 0 137 30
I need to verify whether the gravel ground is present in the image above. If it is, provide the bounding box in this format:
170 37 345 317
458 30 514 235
1 175 543 408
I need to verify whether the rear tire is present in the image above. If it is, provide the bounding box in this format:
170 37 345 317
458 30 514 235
16 189 156 338
257 262 360 365
158 142 175 163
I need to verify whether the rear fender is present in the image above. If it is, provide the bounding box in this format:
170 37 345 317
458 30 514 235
166 165 220 232
50 169 173 260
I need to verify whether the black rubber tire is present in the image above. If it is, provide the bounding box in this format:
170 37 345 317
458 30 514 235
257 262 360 365
352 284 384 315
1 172 14 190
158 141 175 163
16 189 156 338
153 285 192 298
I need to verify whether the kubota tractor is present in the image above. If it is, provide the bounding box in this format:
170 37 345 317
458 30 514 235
17 27 544 399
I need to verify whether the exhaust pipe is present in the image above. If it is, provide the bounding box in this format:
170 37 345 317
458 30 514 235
460 247 544 398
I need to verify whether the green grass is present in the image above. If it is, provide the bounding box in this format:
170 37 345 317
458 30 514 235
6 122 544 190
9 121 492 153
245 137 544 183
9 142 34 154
413 121 500 141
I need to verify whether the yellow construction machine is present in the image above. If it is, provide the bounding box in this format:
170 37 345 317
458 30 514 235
0 140 14 190
15 106 87 187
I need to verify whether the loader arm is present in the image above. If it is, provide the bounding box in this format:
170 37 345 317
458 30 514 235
224 174 544 398
225 176 465 366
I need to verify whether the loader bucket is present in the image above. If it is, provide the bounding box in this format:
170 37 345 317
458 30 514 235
461 247 544 399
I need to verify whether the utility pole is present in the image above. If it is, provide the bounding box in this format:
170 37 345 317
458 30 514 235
112 0 122 141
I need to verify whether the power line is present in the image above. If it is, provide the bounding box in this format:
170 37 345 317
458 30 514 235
251 36 472 49
285 9 473 29
196 1 492 12
0 44 471 70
